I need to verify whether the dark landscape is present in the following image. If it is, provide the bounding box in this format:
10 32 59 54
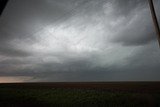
0 82 160 107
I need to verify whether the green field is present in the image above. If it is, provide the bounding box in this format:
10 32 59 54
0 82 160 107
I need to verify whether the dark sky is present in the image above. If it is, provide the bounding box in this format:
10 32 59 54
0 0 160 82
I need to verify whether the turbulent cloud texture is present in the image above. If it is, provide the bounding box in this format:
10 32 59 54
0 0 160 82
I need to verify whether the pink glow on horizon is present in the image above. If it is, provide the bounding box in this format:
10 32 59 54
0 76 32 83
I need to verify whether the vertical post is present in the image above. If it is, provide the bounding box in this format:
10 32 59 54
0 0 9 16
148 0 160 47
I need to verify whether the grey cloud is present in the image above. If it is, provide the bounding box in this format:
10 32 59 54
125 43 160 72
111 14 156 46
108 0 159 46
0 0 79 57
3 43 159 81
112 0 147 16
0 0 160 82
0 0 76 40
0 42 30 57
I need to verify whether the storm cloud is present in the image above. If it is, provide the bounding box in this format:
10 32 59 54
0 0 160 82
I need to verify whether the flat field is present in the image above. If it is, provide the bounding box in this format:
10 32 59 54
0 82 160 107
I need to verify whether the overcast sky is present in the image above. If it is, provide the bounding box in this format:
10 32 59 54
0 0 160 82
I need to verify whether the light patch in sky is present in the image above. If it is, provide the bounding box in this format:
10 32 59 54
0 76 33 83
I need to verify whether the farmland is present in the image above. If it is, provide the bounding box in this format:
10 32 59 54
0 82 160 107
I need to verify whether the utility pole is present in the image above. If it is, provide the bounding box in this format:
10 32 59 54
148 0 160 47
0 0 9 16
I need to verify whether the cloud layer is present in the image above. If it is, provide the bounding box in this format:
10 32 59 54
0 0 160 82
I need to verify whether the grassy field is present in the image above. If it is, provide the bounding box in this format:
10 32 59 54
0 82 160 107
